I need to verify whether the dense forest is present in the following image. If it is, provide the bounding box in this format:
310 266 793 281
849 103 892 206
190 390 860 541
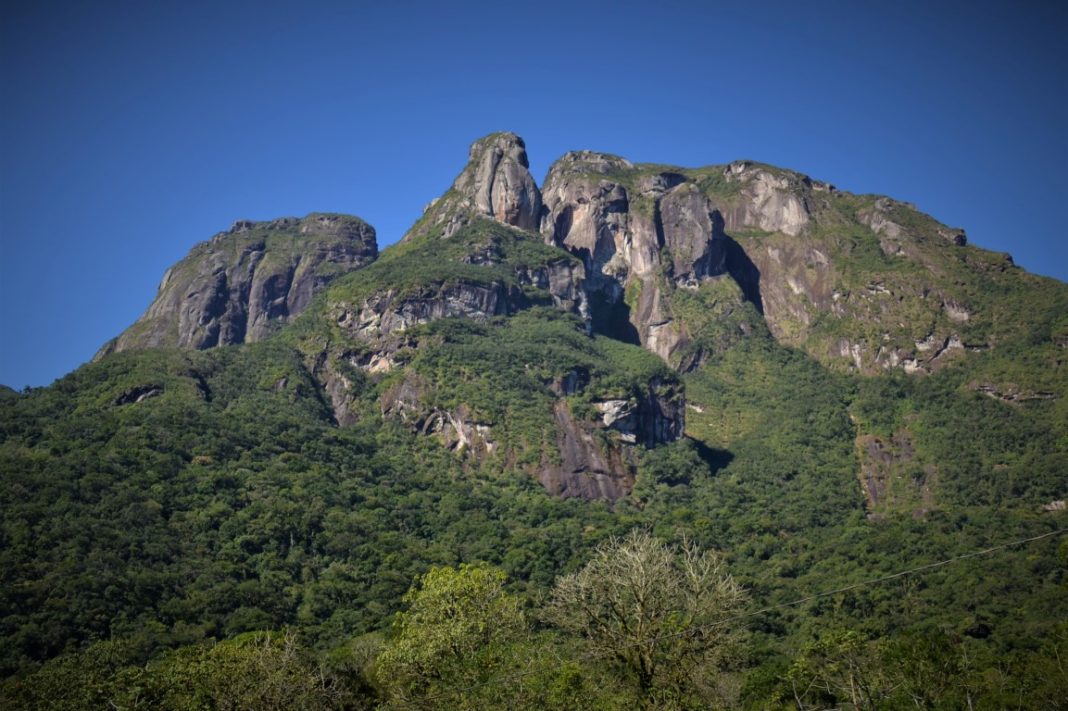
2 133 1066 708
3 312 1064 709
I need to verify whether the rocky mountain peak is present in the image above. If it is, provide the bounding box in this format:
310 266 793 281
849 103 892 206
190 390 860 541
82 131 1068 507
402 132 542 241
546 150 634 176
96 213 378 357
466 131 531 168
540 151 732 363
720 162 811 236
456 132 541 230
224 213 373 239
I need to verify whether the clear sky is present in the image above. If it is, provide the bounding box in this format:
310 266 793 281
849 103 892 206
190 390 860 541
1 0 1066 388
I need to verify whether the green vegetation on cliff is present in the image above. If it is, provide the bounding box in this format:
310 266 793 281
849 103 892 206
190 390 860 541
2 135 1066 709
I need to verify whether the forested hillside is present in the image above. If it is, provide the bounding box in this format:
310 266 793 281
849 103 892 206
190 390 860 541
2 133 1065 709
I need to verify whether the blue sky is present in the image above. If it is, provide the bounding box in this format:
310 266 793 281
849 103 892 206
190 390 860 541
2 0 1066 387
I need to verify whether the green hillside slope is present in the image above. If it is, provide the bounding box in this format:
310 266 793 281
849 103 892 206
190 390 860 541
2 133 1065 709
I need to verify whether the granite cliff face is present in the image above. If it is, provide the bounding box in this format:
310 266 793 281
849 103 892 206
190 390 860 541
540 151 730 363
370 366 685 502
294 136 686 500
98 214 377 356
534 146 1045 377
91 131 1067 503
720 160 811 236
402 132 542 242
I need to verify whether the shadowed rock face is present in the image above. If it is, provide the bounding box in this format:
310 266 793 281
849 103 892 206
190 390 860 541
535 378 685 501
538 400 634 501
540 152 729 362
660 183 728 285
97 214 377 356
368 367 684 502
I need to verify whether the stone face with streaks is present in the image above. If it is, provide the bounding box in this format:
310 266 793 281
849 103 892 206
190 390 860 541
97 213 377 357
540 151 730 362
403 132 542 241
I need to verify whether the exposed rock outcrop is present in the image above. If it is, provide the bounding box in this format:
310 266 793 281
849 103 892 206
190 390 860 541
314 352 369 426
333 280 520 344
659 183 728 285
372 359 684 502
329 258 588 357
98 214 377 356
968 381 1057 403
540 152 730 362
856 429 934 519
513 258 589 317
378 373 498 455
403 132 542 241
538 400 634 501
722 161 810 237
739 240 835 346
593 378 685 447
832 331 969 375
113 384 163 406
538 379 684 501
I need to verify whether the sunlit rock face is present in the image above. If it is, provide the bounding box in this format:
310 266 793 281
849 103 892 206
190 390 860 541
540 151 728 362
97 213 377 357
403 131 542 242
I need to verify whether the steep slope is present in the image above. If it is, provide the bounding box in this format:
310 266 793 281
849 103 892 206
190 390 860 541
540 152 1068 379
89 131 1068 516
98 213 378 355
2 131 1065 698
541 151 737 363
534 144 1067 523
401 131 542 242
290 139 683 499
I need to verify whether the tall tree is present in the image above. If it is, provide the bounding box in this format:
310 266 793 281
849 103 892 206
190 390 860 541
374 563 524 710
545 530 748 708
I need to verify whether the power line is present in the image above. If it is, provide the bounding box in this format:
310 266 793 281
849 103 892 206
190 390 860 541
394 526 1068 707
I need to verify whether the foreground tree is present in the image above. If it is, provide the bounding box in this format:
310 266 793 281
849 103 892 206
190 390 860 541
2 631 339 711
545 530 748 708
780 625 1068 711
375 562 629 710
374 563 524 709
142 630 340 710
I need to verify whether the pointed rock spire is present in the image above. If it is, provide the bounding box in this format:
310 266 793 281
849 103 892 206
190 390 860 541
402 132 542 241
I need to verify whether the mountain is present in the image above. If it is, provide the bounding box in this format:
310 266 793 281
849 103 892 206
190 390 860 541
97 213 377 355
2 132 1065 707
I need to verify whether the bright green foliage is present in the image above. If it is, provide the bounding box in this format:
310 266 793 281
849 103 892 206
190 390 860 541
773 625 1068 711
139 631 338 711
376 563 524 707
0 338 630 676
375 564 628 711
2 632 339 711
784 629 890 709
0 639 146 711
3 307 1065 704
669 274 764 365
314 217 579 309
3 154 1068 709
400 309 675 460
